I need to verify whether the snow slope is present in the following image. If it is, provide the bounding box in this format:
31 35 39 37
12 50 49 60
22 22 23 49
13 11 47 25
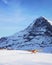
0 16 52 53
0 50 52 65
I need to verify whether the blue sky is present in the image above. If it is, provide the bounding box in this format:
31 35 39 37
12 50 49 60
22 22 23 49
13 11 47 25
0 0 52 37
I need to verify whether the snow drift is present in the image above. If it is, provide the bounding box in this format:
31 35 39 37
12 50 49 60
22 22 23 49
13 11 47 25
0 50 52 65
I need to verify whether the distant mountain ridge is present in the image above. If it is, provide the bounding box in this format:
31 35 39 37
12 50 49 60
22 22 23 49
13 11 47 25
0 16 52 53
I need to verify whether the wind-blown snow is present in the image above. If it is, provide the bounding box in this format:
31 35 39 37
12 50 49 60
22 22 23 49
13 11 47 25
0 50 52 65
48 20 52 25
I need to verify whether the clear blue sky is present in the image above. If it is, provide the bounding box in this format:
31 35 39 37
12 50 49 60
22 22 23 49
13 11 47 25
0 0 52 37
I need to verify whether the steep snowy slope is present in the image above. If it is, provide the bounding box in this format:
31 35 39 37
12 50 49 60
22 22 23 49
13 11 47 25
0 17 52 53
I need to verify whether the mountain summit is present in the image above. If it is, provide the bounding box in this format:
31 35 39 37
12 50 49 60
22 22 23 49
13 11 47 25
26 16 52 37
0 17 52 53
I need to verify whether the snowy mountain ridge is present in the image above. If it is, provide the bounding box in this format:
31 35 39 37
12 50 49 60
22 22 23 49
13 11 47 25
0 16 52 53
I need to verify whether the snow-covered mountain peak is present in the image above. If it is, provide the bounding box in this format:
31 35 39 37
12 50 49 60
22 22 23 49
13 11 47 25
35 16 46 20
33 16 51 27
0 16 52 53
27 16 52 33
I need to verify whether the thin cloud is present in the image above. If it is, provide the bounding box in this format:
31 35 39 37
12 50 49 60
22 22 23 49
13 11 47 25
2 0 8 5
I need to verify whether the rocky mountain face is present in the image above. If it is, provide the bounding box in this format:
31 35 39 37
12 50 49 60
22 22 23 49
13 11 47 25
0 17 52 53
